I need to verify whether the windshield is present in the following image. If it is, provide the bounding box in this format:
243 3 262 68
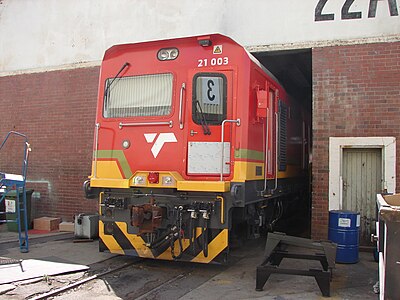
103 73 173 118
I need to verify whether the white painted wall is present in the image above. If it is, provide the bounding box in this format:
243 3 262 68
0 0 399 73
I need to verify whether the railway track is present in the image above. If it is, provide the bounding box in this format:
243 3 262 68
94 258 226 299
0 234 263 300
25 254 230 300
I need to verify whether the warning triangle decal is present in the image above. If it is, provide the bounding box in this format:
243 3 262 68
213 45 223 54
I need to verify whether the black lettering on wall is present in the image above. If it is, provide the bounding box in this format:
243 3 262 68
342 0 362 19
315 0 335 21
368 0 399 17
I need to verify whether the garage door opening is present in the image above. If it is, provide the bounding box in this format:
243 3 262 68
252 49 313 236
252 49 312 112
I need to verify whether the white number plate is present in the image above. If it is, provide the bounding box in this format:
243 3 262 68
201 77 222 105
198 57 229 68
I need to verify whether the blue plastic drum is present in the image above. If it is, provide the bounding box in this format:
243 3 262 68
328 210 360 263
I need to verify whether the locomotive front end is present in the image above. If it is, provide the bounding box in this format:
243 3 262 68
86 34 310 264
86 34 244 263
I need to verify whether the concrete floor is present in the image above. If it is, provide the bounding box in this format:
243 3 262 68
0 225 379 299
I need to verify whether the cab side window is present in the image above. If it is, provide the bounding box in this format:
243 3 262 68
192 73 227 125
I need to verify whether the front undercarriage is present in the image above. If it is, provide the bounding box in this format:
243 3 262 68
95 177 309 264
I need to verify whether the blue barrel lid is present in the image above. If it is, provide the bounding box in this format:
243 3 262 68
329 210 359 214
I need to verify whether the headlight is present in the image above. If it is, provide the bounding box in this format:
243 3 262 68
133 176 146 185
157 48 179 61
158 49 169 60
162 176 175 186
122 140 130 149
169 49 179 59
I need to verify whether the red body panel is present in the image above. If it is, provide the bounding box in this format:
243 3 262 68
94 34 308 183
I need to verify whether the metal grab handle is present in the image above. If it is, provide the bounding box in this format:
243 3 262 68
262 108 270 193
273 112 279 191
93 123 100 178
179 83 186 129
0 131 31 180
0 131 28 151
220 119 241 181
119 121 173 129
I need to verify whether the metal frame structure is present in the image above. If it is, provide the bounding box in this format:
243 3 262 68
256 232 337 297
0 131 31 252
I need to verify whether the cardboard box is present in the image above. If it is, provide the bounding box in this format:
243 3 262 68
383 194 400 206
33 217 61 231
59 222 75 232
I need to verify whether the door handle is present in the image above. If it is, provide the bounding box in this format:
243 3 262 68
179 83 186 130
343 180 348 190
190 130 198 136
371 233 378 243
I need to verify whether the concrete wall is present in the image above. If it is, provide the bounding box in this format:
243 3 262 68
1 0 399 73
312 41 400 239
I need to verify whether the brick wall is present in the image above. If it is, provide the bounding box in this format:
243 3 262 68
1 41 399 232
0 66 100 222
312 42 400 239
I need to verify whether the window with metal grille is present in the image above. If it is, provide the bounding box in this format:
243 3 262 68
278 100 288 171
103 73 173 118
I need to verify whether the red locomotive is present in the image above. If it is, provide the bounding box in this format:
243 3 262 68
84 34 310 263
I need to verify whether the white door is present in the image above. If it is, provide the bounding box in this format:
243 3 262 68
342 148 382 245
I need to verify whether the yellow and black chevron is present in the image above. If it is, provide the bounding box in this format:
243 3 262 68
99 220 228 264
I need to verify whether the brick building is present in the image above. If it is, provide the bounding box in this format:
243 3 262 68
312 42 400 239
0 1 399 240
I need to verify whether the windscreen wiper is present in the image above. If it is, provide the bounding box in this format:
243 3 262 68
104 62 130 106
195 100 211 135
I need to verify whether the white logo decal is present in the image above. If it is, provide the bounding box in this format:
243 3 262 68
144 133 177 158
144 133 157 143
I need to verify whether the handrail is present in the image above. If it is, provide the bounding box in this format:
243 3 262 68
272 112 279 192
217 196 225 224
262 108 270 193
179 83 186 129
220 119 241 181
93 123 100 179
0 131 30 179
0 130 31 253
119 121 173 129
0 131 28 151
